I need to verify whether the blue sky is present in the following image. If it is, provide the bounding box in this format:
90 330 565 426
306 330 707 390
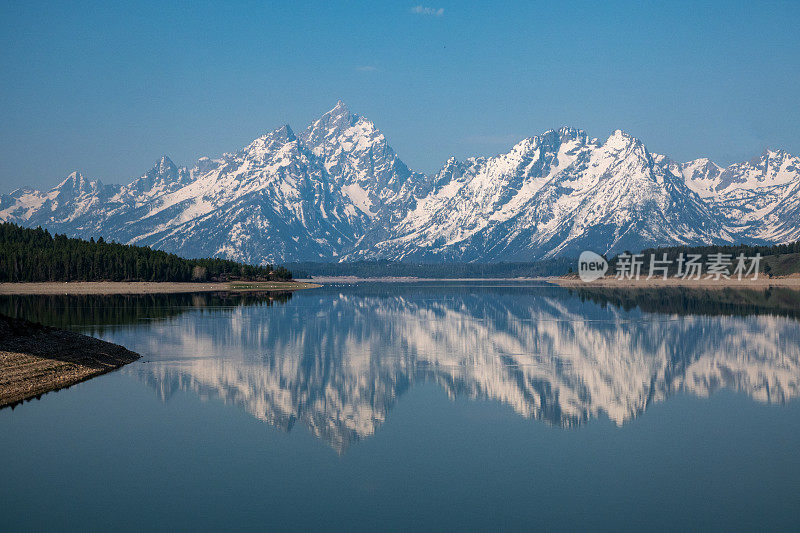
2 0 799 190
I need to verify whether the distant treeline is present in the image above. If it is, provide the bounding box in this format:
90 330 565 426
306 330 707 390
287 258 574 279
607 240 800 277
0 222 292 282
635 241 800 259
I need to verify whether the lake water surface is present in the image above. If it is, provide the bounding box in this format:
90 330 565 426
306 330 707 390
2 282 800 531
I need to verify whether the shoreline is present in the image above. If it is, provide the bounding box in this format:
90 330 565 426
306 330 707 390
6 278 798 291
0 314 140 408
300 276 552 283
552 275 800 289
0 281 320 295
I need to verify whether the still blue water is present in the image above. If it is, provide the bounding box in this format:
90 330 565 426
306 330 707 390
2 282 800 531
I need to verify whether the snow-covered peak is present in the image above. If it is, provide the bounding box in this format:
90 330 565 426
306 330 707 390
548 126 588 144
300 102 392 163
651 153 676 169
145 155 180 181
331 98 351 116
759 148 799 174
757 148 791 164
242 124 299 160
332 98 350 114
680 158 724 198
302 101 359 146
684 157 719 170
192 156 225 176
52 171 102 198
54 171 86 190
602 129 643 151
155 155 177 175
297 102 430 221
670 147 800 238
590 130 656 180
712 147 800 194
126 155 191 197
268 123 297 143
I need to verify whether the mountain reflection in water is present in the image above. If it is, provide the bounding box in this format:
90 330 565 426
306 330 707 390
5 284 799 452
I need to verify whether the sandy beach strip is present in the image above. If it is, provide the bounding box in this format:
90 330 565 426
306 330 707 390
0 315 140 408
300 276 551 283
0 281 320 295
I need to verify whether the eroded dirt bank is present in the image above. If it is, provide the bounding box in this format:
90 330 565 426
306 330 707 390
0 314 140 408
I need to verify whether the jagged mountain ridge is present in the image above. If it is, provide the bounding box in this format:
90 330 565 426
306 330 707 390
357 128 736 261
2 101 798 263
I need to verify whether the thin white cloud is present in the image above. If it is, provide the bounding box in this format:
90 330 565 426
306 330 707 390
356 65 378 72
411 5 444 16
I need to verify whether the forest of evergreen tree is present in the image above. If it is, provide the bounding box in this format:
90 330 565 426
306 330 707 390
0 222 292 282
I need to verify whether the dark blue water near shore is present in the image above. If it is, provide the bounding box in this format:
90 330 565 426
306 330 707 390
2 282 800 531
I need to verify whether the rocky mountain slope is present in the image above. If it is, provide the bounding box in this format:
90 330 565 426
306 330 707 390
2 102 798 263
661 150 800 243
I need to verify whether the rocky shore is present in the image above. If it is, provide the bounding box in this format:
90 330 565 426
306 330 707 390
0 314 140 408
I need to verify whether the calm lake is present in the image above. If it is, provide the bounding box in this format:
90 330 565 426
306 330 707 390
2 282 800 531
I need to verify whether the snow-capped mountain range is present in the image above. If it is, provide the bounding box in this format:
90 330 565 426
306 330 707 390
2 101 799 264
